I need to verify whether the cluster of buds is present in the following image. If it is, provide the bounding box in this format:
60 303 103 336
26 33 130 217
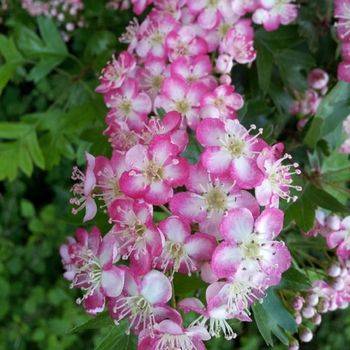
21 0 84 40
289 261 350 349
335 0 350 82
290 68 329 129
61 1 302 349
306 209 350 262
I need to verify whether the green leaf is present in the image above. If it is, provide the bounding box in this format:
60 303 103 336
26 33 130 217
253 289 297 347
306 184 348 213
304 81 350 148
255 41 273 93
285 184 316 232
181 134 202 164
173 273 206 298
278 268 311 291
95 322 136 350
70 313 112 334
20 199 36 219
37 16 68 57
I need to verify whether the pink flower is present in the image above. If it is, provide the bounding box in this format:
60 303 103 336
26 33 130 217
212 208 290 277
96 51 136 94
170 55 216 88
60 228 125 314
110 268 172 333
138 111 189 152
70 152 97 222
119 135 189 205
155 76 208 129
187 0 231 30
255 147 302 207
93 151 127 208
179 285 239 340
104 118 139 152
139 57 168 99
196 118 265 189
231 0 259 16
107 79 152 131
138 318 210 349
219 20 256 64
136 14 178 59
200 84 244 120
155 216 216 277
169 163 259 237
165 25 208 61
327 216 350 260
252 0 298 32
109 198 163 260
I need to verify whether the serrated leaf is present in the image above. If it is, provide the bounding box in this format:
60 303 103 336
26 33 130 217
253 289 297 347
255 41 273 93
304 81 350 148
278 268 311 291
70 313 112 334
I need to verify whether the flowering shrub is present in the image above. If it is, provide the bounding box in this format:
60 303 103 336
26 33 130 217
0 0 350 350
56 1 350 349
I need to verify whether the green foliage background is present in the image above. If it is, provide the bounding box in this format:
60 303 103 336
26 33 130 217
0 0 350 349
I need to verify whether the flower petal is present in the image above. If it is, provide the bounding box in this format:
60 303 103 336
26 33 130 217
220 208 254 243
211 243 243 278
141 270 172 304
255 208 284 238
101 266 125 298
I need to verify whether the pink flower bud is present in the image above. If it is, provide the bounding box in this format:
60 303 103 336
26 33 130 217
295 313 302 325
293 296 304 311
288 339 299 350
306 293 319 307
219 74 232 85
302 306 315 319
338 62 350 83
216 54 233 74
311 313 322 325
328 264 341 278
300 328 313 343
307 68 329 90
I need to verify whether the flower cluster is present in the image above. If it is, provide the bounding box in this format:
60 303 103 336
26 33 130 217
21 0 84 40
290 68 329 129
287 209 350 349
290 261 350 349
61 1 301 348
335 0 350 82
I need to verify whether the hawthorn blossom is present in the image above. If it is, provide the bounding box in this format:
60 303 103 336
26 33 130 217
104 118 139 151
96 51 136 94
70 153 97 222
255 147 302 207
93 151 127 208
179 284 239 340
109 269 172 333
200 84 244 120
170 163 259 237
155 216 216 277
187 0 232 30
106 78 152 131
252 0 298 32
165 25 209 61
119 135 189 205
219 19 256 64
139 57 168 99
138 318 210 349
136 14 178 59
109 198 163 260
211 208 291 311
169 55 216 88
196 118 265 189
60 228 125 314
155 76 208 129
